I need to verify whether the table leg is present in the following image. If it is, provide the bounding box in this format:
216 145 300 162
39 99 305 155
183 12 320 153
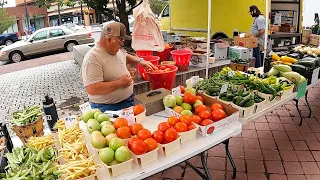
185 155 208 179
201 151 212 180
223 139 237 179
305 90 312 118
293 99 303 126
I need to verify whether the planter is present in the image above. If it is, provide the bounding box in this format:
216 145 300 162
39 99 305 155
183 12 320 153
12 116 44 145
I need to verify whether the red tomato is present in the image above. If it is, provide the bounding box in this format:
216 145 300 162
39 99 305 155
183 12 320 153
128 137 138 150
190 115 202 124
188 124 196 131
152 130 164 143
198 110 211 120
113 118 128 129
196 96 204 102
144 138 158 152
131 139 148 155
160 66 166 70
129 124 144 135
165 68 171 71
174 122 188 132
210 103 224 111
137 129 152 140
179 114 192 125
164 128 179 143
201 119 214 126
133 104 145 116
158 122 171 132
167 116 180 126
211 109 227 121
183 92 196 104
180 85 185 94
116 126 131 139
195 105 207 114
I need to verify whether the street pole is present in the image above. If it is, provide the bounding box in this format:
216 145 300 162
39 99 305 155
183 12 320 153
24 0 30 31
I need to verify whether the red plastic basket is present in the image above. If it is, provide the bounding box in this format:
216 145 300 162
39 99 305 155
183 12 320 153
156 47 173 62
146 65 178 90
138 56 160 80
171 50 192 71
136 50 153 57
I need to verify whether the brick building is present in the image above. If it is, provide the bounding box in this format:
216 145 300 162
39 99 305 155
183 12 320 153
4 0 49 36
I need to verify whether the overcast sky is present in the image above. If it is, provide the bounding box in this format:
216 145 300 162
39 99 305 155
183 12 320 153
4 0 16 7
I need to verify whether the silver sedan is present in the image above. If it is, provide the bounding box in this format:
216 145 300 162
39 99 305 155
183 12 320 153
0 26 94 63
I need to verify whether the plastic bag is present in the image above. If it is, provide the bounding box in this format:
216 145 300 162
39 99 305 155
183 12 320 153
132 0 165 52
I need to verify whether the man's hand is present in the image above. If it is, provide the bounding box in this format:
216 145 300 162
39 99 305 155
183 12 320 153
140 59 156 71
119 74 133 88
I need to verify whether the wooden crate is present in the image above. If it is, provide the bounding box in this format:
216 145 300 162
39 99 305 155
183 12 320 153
302 29 312 37
230 63 249 72
12 117 44 145
310 35 320 46
302 36 310 45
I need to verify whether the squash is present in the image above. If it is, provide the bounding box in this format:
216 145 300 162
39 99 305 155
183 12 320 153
280 56 298 63
272 54 281 61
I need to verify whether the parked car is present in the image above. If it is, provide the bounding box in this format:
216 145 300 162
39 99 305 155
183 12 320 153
0 26 94 63
101 15 135 33
0 32 21 46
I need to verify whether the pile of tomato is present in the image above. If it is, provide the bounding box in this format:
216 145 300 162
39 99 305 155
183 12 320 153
147 65 172 73
133 104 145 116
192 103 227 126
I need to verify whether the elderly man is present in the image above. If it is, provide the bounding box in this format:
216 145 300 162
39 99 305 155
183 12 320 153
82 22 155 112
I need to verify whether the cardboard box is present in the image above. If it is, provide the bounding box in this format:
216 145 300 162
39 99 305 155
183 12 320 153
274 13 282 25
310 35 320 46
302 29 312 37
280 24 297 33
189 51 214 68
270 25 280 33
234 36 258 48
228 46 250 60
248 49 253 58
214 42 229 60
302 37 310 45
134 88 171 116
165 93 239 137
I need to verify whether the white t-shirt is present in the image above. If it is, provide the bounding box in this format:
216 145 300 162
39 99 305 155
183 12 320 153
82 44 133 104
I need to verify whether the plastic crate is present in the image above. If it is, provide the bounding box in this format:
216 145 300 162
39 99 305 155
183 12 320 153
137 56 160 80
146 65 178 90
136 50 153 57
171 50 192 71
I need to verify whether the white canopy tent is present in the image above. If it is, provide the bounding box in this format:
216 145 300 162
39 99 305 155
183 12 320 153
205 0 269 78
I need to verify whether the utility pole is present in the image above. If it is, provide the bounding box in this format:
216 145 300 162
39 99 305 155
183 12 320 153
24 0 30 31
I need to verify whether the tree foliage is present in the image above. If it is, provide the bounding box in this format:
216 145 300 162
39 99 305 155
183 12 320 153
0 0 7 7
149 0 167 16
0 8 16 34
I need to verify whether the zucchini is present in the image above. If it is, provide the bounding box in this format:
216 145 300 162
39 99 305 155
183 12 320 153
291 64 306 72
296 60 316 69
244 100 255 107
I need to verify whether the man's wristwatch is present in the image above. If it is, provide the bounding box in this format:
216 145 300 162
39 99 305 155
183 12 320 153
138 58 143 64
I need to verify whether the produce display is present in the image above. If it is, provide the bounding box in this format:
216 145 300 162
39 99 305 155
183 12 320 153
293 45 320 57
27 134 55 151
10 105 42 126
2 146 59 180
231 58 250 64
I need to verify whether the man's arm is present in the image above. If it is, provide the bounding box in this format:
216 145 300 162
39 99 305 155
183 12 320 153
126 53 140 66
256 29 265 37
256 18 266 37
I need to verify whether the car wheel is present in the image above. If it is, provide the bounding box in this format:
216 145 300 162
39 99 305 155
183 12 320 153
5 40 13 46
66 42 77 52
9 51 23 63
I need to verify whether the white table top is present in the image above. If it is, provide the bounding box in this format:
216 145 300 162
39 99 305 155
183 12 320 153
80 111 242 180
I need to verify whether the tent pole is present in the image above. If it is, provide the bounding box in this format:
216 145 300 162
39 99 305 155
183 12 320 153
206 0 212 78
264 0 269 60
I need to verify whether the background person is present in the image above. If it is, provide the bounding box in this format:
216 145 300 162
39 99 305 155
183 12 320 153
249 5 266 68
312 13 319 34
82 22 155 112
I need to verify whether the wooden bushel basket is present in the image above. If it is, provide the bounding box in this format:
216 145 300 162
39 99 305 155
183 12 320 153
12 116 44 145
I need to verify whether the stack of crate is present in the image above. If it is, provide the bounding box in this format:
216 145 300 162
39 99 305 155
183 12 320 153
302 29 312 45
310 34 320 46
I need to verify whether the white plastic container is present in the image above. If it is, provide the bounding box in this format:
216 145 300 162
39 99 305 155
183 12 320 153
231 103 255 118
134 110 146 123
254 99 267 113
277 86 294 100
257 92 276 103
130 146 159 167
104 158 133 177
179 126 198 143
158 137 181 156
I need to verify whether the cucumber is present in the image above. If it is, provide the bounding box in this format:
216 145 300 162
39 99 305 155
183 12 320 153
220 97 231 102
242 91 249 97
219 92 228 97
226 93 235 99
239 96 251 107
235 96 243 105
244 100 255 107
208 87 220 93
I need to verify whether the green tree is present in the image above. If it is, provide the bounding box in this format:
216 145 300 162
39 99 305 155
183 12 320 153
35 0 64 25
0 0 7 7
149 0 167 16
0 8 15 34
85 0 142 34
